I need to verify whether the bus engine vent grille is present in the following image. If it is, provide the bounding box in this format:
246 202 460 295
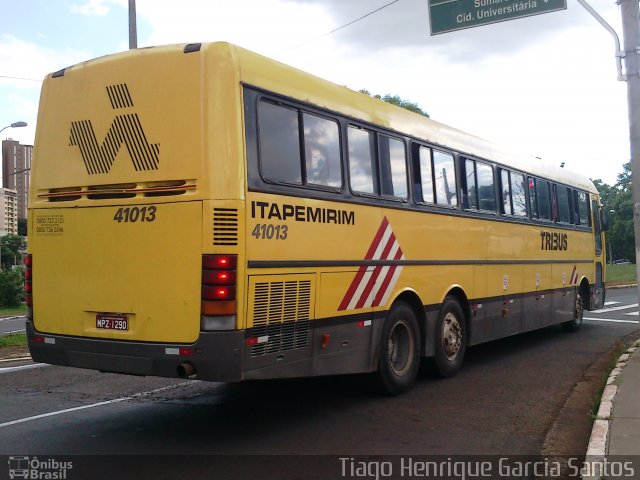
250 280 311 357
213 208 238 246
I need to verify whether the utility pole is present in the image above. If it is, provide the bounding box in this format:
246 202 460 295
128 0 137 49
620 0 640 303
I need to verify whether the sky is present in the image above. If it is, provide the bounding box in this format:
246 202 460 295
0 0 631 185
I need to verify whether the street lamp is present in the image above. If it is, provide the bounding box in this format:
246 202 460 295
0 121 28 135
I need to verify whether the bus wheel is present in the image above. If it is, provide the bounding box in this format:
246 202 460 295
433 296 466 378
562 290 585 332
374 302 420 395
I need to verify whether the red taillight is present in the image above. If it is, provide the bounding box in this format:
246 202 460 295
203 255 237 270
201 270 236 285
202 285 236 301
24 254 32 307
201 254 237 317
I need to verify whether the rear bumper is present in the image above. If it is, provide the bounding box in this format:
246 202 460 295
26 321 244 382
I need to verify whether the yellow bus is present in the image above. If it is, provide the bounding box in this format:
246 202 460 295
26 42 606 394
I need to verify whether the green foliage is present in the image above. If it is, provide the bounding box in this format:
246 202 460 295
0 304 26 316
594 162 634 263
18 218 27 236
359 89 429 117
606 264 636 285
0 268 24 308
0 234 24 270
0 333 27 348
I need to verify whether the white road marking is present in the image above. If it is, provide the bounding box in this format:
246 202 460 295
584 317 640 324
0 382 193 429
591 303 639 314
625 311 639 316
604 301 620 306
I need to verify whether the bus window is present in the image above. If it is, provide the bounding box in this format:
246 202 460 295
537 180 552 220
528 177 538 219
378 134 407 199
303 113 342 188
477 163 495 212
501 170 525 216
556 185 571 223
465 159 478 210
530 178 551 221
258 101 302 184
348 127 377 194
417 146 435 204
593 199 603 255
577 191 591 226
501 170 511 214
511 172 527 216
433 151 457 206
466 159 495 213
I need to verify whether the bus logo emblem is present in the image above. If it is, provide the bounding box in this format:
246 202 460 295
339 217 405 311
69 83 160 175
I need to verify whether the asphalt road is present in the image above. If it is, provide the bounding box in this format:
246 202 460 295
0 316 25 336
0 289 638 480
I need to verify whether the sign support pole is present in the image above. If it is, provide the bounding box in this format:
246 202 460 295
619 0 640 313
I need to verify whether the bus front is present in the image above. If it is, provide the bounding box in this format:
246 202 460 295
26 43 247 382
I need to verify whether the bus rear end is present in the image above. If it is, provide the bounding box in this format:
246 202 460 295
27 43 246 381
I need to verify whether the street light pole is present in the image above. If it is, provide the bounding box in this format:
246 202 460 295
0 121 27 136
129 0 137 49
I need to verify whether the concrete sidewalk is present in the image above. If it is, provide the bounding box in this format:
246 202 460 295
584 339 640 479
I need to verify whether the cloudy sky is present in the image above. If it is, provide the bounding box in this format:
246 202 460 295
0 0 630 184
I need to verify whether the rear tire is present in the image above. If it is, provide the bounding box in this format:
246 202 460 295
374 302 420 395
432 296 466 378
562 289 585 332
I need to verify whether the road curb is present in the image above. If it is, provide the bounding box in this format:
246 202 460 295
607 284 638 289
582 339 640 480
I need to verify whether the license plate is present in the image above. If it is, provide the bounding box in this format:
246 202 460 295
96 313 129 331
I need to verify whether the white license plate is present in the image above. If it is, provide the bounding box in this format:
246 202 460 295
96 314 129 331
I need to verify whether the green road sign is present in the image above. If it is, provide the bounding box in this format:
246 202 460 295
428 0 567 35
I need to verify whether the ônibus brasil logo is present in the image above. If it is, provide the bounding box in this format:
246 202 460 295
8 456 73 479
69 83 160 175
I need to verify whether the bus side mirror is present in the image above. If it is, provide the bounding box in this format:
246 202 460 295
600 209 609 231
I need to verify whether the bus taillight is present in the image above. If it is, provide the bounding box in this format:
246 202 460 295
201 254 237 330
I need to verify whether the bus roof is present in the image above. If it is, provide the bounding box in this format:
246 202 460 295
46 41 598 195
223 42 597 195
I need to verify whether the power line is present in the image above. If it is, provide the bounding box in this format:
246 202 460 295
0 75 41 82
290 0 401 50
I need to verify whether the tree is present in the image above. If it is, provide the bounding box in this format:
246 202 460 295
594 162 634 262
0 234 23 270
18 218 27 236
359 89 429 117
0 269 23 308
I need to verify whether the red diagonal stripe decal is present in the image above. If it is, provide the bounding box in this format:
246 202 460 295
338 217 389 311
